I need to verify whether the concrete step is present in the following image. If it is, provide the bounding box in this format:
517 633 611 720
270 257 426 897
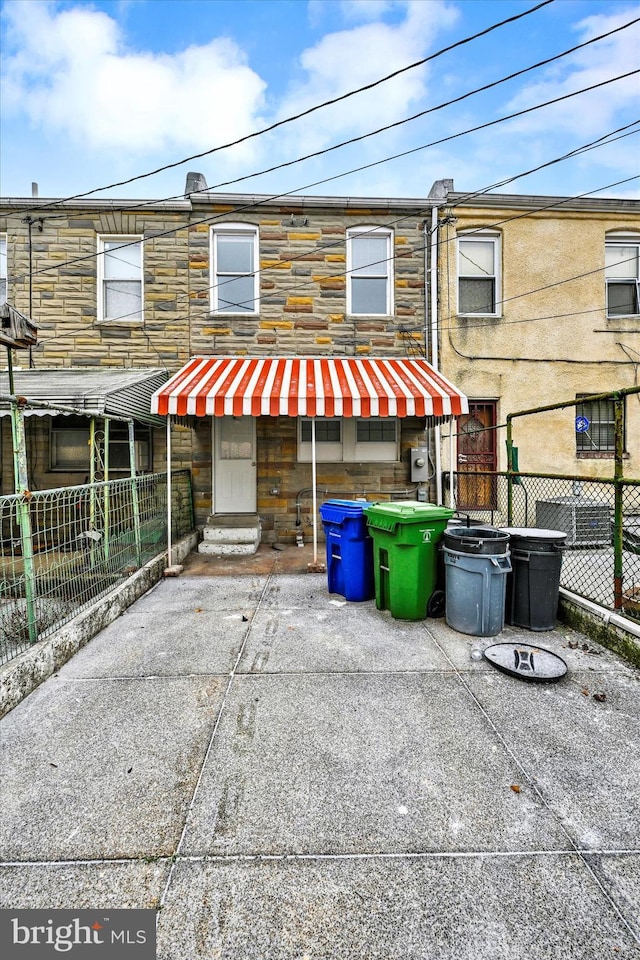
198 539 260 557
202 525 261 545
198 516 261 556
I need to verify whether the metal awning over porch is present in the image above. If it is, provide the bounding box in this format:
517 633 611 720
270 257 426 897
0 368 170 426
150 356 468 420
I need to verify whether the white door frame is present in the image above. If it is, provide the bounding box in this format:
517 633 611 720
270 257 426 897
212 416 257 514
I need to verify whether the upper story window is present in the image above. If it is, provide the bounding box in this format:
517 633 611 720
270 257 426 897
347 227 393 316
606 234 640 317
457 232 501 316
0 235 7 304
211 224 259 314
98 236 143 323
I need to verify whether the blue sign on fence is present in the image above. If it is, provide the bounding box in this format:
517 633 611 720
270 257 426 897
575 416 590 433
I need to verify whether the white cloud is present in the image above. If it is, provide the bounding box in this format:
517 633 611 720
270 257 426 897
279 0 459 150
503 8 640 137
1 0 267 158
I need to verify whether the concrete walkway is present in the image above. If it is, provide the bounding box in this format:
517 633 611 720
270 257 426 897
1 546 639 958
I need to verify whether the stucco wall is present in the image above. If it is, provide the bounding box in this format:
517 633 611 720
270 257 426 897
438 202 640 478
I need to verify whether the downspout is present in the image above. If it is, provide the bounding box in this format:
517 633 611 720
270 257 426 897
166 416 173 568
311 416 318 565
426 206 443 504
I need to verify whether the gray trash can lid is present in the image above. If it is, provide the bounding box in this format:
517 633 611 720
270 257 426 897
501 527 567 539
483 642 568 682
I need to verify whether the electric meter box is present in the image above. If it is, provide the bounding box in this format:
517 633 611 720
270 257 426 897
410 447 430 482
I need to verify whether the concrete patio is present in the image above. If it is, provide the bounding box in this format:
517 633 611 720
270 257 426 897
0 543 638 958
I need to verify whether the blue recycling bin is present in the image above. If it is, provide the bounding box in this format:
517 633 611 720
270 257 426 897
319 499 374 601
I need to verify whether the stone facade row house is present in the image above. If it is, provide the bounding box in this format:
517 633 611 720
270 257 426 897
0 176 638 550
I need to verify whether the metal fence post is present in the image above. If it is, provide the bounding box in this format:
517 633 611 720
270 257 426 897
103 419 110 563
128 421 142 566
506 416 514 525
613 394 624 609
10 401 37 644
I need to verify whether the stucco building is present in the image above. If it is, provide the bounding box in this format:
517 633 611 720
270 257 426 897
433 184 640 512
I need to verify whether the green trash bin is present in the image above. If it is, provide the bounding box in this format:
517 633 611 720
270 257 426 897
363 501 455 620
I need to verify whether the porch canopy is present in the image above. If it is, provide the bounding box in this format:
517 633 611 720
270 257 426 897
151 355 467 570
0 368 169 426
150 355 468 420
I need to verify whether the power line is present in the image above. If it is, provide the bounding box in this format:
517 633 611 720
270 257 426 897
161 15 640 200
8 11 637 223
12 71 639 288
33 172 640 348
21 137 640 323
10 0 555 215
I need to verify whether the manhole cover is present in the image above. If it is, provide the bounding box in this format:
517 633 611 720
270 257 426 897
483 642 568 682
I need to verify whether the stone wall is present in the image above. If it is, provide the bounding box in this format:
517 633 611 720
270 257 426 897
1 195 433 527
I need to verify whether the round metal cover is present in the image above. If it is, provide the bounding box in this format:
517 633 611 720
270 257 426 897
483 642 568 682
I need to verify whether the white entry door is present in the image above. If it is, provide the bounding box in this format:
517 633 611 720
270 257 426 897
213 416 257 514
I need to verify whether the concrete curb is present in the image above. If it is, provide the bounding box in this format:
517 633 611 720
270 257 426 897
0 532 199 719
559 590 640 669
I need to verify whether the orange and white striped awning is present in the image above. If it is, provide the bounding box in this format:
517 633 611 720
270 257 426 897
151 356 468 419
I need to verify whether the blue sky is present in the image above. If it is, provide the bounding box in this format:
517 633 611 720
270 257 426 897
1 0 639 202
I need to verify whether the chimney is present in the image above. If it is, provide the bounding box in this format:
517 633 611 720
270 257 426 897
31 182 39 198
184 171 208 196
427 179 453 201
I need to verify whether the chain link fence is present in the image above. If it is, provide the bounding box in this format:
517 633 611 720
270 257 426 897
447 471 640 622
0 470 193 666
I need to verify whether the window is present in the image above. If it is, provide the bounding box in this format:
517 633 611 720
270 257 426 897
50 417 151 472
211 224 259 314
98 237 143 323
347 227 393 316
606 235 640 317
576 395 623 457
298 418 398 462
457 233 500 315
0 235 7 303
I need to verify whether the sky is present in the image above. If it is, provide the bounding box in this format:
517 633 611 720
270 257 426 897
0 0 639 203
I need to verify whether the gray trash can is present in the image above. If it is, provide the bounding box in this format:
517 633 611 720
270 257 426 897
502 527 566 631
443 526 511 637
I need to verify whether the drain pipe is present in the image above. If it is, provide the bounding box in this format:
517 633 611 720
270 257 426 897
427 206 443 505
311 416 318 564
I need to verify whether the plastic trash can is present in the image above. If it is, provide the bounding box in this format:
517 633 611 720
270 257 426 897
443 526 511 637
319 499 374 601
363 501 454 620
502 527 566 631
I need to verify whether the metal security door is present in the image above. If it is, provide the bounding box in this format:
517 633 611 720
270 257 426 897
457 401 497 509
213 416 257 513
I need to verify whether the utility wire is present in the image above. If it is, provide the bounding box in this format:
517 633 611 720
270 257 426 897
23 143 640 321
33 172 640 347
13 70 639 287
10 0 554 214
7 11 637 223
153 15 640 201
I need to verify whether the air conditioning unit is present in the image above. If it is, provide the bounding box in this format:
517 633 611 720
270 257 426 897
535 496 611 547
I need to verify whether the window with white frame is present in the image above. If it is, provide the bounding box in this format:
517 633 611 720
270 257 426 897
606 234 640 317
457 232 501 316
211 224 259 314
0 235 7 304
298 417 398 462
98 236 143 323
50 416 151 471
347 227 393 316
